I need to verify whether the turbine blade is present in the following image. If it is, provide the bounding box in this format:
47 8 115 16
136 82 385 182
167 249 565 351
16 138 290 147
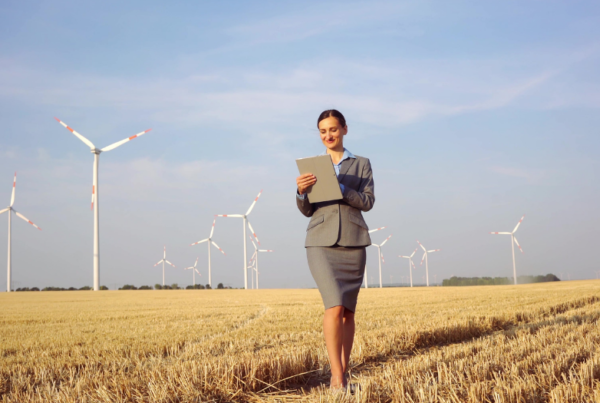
428 249 440 253
194 257 199 267
248 235 257 250
165 260 175 267
0 208 8 215
195 269 201 275
91 183 95 211
190 238 209 246
490 232 511 235
245 190 263 216
10 172 16 207
100 129 152 152
381 253 385 264
211 241 226 255
412 261 416 269
54 118 95 149
163 246 166 259
368 226 386 234
209 218 216 238
258 250 273 252
216 214 244 218
380 234 392 247
514 237 524 253
417 240 426 252
399 256 409 259
512 215 525 233
247 221 261 245
410 248 417 258
420 253 426 265
14 210 42 230
154 259 163 266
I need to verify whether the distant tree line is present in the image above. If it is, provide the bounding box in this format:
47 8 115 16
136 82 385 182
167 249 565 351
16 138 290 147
119 283 229 290
15 286 109 291
442 274 560 286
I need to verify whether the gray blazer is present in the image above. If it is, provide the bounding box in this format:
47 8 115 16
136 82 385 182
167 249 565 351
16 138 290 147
296 155 375 247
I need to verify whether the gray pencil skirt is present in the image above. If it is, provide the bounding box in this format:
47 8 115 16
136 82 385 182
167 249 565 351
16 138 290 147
307 246 367 312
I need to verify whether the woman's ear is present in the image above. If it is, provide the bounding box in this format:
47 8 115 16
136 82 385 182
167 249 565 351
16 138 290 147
342 126 348 136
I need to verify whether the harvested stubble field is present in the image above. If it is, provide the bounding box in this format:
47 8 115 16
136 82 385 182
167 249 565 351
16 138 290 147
1 281 600 402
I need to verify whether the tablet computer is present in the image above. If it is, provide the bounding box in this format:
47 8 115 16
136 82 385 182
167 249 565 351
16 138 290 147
296 154 343 203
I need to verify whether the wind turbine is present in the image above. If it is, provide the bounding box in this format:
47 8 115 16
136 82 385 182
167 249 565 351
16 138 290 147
54 118 151 291
1 173 42 292
184 257 201 287
216 190 263 289
371 234 392 288
490 215 525 285
417 241 440 287
190 217 226 288
154 246 176 286
248 251 258 289
248 235 273 289
398 248 418 288
364 226 386 289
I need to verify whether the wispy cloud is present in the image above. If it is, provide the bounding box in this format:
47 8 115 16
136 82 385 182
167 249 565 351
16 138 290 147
490 166 542 181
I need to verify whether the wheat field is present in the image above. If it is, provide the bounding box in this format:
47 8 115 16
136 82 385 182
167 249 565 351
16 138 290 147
1 281 600 402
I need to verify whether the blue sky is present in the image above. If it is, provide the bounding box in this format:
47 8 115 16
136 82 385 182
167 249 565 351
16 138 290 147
0 0 599 289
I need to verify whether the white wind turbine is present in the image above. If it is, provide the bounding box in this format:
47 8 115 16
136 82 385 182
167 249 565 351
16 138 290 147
371 234 392 288
184 257 201 287
248 235 273 289
398 248 418 288
490 215 525 285
216 190 263 290
248 251 258 289
1 173 42 292
54 118 151 291
364 226 386 289
190 217 226 288
417 241 440 287
154 246 176 287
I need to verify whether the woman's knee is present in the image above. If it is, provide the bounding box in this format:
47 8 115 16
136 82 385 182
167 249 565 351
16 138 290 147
325 305 345 319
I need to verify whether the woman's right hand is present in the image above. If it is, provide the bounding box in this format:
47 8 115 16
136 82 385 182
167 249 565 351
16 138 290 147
297 173 317 195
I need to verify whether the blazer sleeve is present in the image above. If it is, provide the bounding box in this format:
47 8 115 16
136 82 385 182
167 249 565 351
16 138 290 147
342 158 375 212
296 191 315 217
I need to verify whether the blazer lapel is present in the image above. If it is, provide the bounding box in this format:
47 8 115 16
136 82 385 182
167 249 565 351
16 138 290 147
337 158 356 184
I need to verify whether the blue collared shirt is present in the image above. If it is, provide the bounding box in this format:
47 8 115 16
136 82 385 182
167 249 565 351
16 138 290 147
297 148 356 200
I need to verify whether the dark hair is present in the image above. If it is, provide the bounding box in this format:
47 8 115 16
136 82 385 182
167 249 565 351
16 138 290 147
317 109 346 128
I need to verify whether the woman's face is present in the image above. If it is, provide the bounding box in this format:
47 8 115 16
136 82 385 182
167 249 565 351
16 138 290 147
319 116 347 151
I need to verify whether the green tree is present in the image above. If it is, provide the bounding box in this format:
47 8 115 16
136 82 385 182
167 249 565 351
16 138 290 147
217 283 224 289
154 284 162 290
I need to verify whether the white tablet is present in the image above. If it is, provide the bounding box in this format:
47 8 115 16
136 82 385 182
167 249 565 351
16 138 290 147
296 154 343 204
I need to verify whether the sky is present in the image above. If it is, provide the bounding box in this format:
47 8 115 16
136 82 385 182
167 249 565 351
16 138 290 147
0 0 599 290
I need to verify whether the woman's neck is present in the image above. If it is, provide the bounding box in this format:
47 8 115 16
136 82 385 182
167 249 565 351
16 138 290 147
327 147 345 165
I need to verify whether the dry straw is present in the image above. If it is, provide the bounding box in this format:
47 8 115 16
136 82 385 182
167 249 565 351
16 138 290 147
1 281 599 402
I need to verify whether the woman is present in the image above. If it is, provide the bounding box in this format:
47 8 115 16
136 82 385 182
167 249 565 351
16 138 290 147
296 109 375 390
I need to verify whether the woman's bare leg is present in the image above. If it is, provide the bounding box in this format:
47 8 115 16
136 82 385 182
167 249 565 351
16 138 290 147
341 309 355 374
323 305 346 388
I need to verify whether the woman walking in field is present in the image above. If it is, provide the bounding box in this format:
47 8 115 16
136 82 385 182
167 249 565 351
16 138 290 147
296 109 375 391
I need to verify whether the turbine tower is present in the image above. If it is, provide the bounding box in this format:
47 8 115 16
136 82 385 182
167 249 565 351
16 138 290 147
1 173 42 292
216 190 263 289
190 217 225 288
417 241 440 287
364 226 386 289
54 118 151 291
184 257 200 287
248 235 273 289
490 215 525 285
154 246 176 286
371 234 392 288
398 248 418 287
